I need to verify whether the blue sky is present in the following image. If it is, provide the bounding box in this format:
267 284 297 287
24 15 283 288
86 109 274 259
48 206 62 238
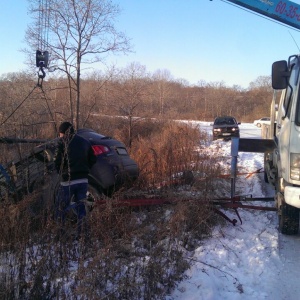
2 0 300 88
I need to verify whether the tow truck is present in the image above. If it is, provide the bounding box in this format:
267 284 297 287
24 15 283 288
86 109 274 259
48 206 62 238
222 0 300 234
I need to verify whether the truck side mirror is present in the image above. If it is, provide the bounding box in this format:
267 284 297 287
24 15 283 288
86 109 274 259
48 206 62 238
272 60 289 90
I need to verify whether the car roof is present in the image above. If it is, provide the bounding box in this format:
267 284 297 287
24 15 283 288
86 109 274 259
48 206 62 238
77 128 106 139
77 128 126 147
214 116 236 120
214 116 237 124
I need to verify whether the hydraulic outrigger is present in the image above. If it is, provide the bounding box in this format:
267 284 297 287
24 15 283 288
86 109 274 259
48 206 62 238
211 137 277 225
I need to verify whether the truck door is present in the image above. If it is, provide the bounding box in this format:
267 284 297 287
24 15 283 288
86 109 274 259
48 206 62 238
277 59 300 182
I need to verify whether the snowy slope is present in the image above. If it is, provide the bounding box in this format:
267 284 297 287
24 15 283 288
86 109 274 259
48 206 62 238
167 123 300 300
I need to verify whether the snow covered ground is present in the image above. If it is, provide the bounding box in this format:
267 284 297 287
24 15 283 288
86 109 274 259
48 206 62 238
167 122 300 300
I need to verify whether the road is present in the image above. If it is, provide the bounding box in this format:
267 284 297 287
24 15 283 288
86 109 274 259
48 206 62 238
191 121 262 139
169 121 300 299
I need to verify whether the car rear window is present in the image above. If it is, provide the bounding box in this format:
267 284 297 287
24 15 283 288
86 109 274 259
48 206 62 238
215 118 236 125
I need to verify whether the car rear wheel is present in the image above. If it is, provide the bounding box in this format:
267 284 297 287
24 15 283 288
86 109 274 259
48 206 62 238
257 123 261 127
86 184 108 209
53 182 107 218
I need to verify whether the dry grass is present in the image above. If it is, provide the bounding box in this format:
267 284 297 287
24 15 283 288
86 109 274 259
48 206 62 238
0 119 224 299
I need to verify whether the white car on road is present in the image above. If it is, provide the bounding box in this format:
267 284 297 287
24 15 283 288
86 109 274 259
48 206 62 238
253 117 270 127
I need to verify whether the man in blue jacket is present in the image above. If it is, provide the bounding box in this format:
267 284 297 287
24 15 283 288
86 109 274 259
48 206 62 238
54 121 97 239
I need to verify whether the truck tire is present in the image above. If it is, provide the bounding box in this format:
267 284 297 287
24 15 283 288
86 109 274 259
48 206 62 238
279 202 300 235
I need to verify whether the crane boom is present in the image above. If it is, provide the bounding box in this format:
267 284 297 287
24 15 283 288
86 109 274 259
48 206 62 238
226 0 300 30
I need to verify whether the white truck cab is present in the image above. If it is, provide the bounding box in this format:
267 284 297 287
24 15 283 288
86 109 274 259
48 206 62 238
264 56 300 234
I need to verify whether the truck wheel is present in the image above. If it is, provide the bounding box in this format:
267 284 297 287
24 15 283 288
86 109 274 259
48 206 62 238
279 202 300 235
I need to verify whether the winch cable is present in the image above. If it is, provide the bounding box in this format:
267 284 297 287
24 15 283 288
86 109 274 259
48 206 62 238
38 0 50 52
0 85 39 126
0 77 54 127
36 0 51 87
39 85 57 132
0 0 55 126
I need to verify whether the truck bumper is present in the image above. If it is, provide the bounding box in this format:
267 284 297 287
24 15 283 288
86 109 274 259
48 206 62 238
285 186 300 209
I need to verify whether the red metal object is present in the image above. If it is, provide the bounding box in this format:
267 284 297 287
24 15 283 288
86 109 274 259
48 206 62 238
96 197 172 207
218 168 264 179
93 136 277 226
212 195 277 225
95 194 277 226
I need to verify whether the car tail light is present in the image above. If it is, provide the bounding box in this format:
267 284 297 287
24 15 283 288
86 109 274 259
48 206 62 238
92 145 110 156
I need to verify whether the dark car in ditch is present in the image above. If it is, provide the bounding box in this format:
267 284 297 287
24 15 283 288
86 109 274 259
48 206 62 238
31 128 139 203
76 128 139 198
212 116 240 140
0 128 139 219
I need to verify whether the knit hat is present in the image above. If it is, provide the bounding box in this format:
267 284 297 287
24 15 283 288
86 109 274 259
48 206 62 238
59 122 74 134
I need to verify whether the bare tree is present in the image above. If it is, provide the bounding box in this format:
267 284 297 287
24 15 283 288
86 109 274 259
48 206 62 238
249 76 272 90
247 76 273 120
25 0 131 129
110 62 151 148
152 69 174 116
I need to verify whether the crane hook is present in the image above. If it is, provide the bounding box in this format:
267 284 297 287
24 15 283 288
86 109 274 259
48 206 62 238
36 50 48 88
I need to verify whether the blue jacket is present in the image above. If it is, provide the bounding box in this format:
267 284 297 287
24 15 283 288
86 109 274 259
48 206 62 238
54 133 97 182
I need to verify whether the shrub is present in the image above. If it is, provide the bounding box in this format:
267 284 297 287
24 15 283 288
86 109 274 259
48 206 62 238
0 119 223 299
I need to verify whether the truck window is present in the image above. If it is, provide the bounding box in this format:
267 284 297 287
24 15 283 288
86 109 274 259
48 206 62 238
284 63 298 119
295 84 300 126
